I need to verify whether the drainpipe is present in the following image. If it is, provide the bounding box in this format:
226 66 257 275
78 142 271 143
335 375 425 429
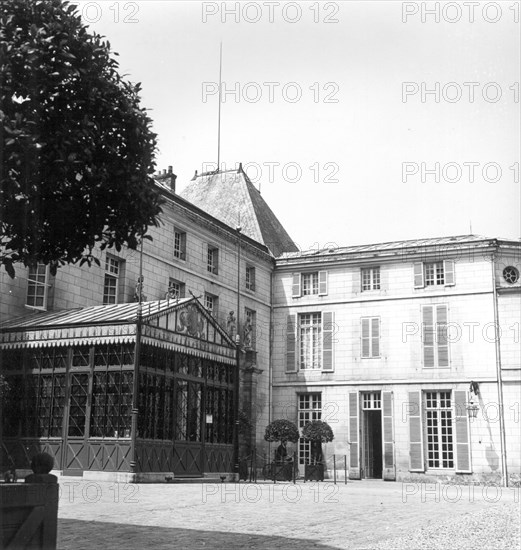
268 265 275 463
130 239 144 479
233 227 242 479
491 248 508 487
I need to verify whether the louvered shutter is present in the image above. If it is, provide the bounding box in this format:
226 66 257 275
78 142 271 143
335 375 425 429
286 314 297 373
454 390 471 473
348 392 360 479
422 306 435 368
414 263 424 288
322 312 334 371
436 305 449 367
180 232 187 260
361 318 370 358
382 391 396 480
292 273 301 298
444 260 455 286
371 318 380 357
408 391 424 471
318 271 328 296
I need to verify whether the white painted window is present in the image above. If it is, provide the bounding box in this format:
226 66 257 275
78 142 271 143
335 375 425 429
299 313 322 369
103 256 120 304
425 391 454 469
361 267 380 291
26 264 50 310
361 317 380 358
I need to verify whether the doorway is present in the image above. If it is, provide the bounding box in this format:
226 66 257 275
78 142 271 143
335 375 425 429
361 392 383 479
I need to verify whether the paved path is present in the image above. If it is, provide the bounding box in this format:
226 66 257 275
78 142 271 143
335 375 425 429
56 478 520 549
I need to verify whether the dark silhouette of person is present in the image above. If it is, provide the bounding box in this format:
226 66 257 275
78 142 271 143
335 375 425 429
275 441 287 463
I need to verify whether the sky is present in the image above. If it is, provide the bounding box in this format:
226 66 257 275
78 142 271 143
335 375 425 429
76 0 520 251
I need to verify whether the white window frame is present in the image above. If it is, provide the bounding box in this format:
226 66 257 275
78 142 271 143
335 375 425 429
26 264 50 310
167 278 184 300
173 228 187 261
361 317 380 358
302 272 319 296
298 393 322 465
424 391 454 469
103 256 120 304
245 266 255 291
207 246 219 275
299 312 322 370
205 293 218 317
361 267 381 291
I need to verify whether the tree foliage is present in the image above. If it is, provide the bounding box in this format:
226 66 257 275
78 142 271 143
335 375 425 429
0 0 163 276
264 419 300 444
301 420 334 443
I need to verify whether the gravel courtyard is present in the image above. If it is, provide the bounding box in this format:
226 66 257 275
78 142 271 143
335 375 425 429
57 478 520 549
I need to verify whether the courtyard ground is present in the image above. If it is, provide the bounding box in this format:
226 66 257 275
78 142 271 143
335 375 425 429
56 477 520 549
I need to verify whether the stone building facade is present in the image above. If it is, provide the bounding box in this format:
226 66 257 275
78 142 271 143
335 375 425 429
0 166 298 479
272 236 520 484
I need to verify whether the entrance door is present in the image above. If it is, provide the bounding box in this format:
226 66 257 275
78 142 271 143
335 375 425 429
363 410 382 478
361 392 383 479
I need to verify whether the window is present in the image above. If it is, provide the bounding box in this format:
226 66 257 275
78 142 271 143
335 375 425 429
422 305 449 368
292 271 328 297
425 391 454 469
26 264 50 310
361 317 380 358
103 256 120 304
173 228 187 260
414 260 455 288
166 278 185 300
298 393 322 465
503 266 519 284
302 273 319 295
299 313 322 369
287 312 335 373
362 392 381 410
361 267 380 291
207 246 219 274
245 266 255 291
205 293 218 317
243 308 256 349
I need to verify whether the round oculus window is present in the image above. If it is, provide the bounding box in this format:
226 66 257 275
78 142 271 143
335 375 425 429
503 266 520 284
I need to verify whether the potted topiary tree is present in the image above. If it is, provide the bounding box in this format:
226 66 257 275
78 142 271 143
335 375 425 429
302 420 334 481
264 419 299 481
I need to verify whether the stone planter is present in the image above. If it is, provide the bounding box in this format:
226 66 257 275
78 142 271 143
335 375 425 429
0 482 59 549
305 463 324 482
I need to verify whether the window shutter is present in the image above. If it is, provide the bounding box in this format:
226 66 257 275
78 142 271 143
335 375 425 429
318 271 328 296
322 311 334 372
408 391 424 471
180 232 187 260
292 273 301 298
436 305 449 367
348 392 360 479
285 314 297 373
414 263 424 288
422 306 435 368
454 390 472 473
361 318 370 358
382 391 396 481
371 318 380 357
444 259 455 286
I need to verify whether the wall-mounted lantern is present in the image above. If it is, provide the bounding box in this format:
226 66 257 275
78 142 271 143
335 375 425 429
467 380 480 419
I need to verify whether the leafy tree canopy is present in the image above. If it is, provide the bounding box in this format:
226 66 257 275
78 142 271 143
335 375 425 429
264 419 300 444
301 420 334 443
0 0 163 277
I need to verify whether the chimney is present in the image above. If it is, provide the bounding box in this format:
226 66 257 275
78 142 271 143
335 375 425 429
155 165 177 194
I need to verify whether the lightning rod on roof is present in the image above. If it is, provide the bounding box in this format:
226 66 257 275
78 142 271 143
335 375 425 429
217 42 223 172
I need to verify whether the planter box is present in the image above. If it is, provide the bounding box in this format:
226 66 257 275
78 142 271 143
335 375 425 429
305 464 324 482
0 483 59 549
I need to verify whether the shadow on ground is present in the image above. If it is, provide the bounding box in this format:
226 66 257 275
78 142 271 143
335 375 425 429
58 519 339 550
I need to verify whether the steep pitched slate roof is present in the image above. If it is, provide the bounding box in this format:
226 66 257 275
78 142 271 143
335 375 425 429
178 167 298 257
